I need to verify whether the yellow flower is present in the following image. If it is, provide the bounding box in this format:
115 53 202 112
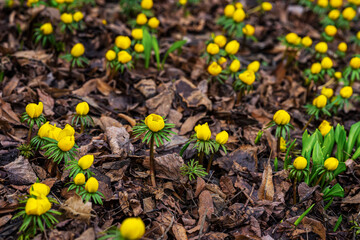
233 8 245 22
321 57 333 69
285 33 300 45
214 35 227 48
337 42 347 52
318 120 332 136
357 31 360 40
350 57 360 69
30 183 50 197
73 11 84 22
85 177 99 193
224 4 235 17
38 122 52 138
145 114 165 132
225 40 240 55
218 57 227 65
195 123 211 141
334 71 342 79
120 218 146 240
324 157 339 171
115 36 131 50
293 156 307 170
229 59 241 72
132 28 143 40
134 43 144 53
141 0 153 9
216 131 228 145
61 13 73 24
25 197 51 216
71 43 85 58
313 95 327 109
27 0 39 6
63 124 75 136
242 24 255 36
280 137 286 152
235 2 243 8
56 0 64 3
136 13 147 25
179 0 187 5
106 50 116 61
78 154 94 170
342 7 356 21
58 136 75 152
328 9 340 20
206 43 220 55
102 19 107 25
317 0 328 7
273 110 290 125
261 2 272 11
301 36 312 47
239 70 255 85
118 51 132 64
207 62 222 76
324 25 337 37
321 87 333 99
311 63 322 74
76 102 89 116
315 42 328 53
148 17 160 29
64 0 73 3
40 23 53 35
330 0 342 8
340 86 353 99
349 0 360 5
74 173 85 185
247 61 260 72
48 126 62 140
26 102 43 118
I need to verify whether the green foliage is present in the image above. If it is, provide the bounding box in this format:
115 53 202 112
18 144 34 158
180 159 208 181
65 160 94 178
71 114 94 129
98 226 124 240
294 203 315 227
79 190 104 205
42 137 78 164
20 113 46 129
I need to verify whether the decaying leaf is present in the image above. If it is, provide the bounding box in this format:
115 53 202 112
258 159 274 201
61 194 94 223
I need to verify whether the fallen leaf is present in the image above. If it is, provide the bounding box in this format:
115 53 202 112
61 194 94 224
258 159 274 201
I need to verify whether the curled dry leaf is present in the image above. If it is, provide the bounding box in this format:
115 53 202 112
258 159 274 201
61 194 94 224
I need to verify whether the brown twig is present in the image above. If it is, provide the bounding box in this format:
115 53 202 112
293 178 297 204
150 135 156 187
302 114 315 131
199 151 204 166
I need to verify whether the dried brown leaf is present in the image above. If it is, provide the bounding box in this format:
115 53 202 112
61 194 94 223
258 159 274 201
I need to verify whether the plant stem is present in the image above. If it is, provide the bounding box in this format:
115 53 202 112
149 135 156 187
236 90 243 105
276 126 282 158
27 127 33 144
247 5 261 15
206 152 215 173
79 121 84 134
199 151 204 166
293 177 297 204
315 172 325 186
69 59 74 79
302 114 315 131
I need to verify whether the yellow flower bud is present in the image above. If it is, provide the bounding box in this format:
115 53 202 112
48 126 62 141
324 25 337 37
195 123 211 141
134 43 144 53
229 59 241 72
313 95 327 108
141 0 153 9
74 173 85 185
317 0 328 7
216 131 228 145
334 71 342 79
342 7 356 21
115 36 131 50
357 31 360 40
120 218 146 240
235 2 243 8
136 13 147 25
148 17 160 29
61 13 73 24
349 0 360 5
30 183 50 197
350 57 360 69
78 154 94 170
26 102 43 119
242 24 255 36
330 0 342 8
106 50 116 61
57 136 75 152
293 156 307 170
233 8 245 22
337 42 347 52
40 23 53 35
285 33 300 45
214 35 227 48
321 57 333 69
273 110 290 125
102 19 107 25
144 114 165 132
225 40 240 55
179 0 187 5
71 43 85 58
206 43 220 55
321 87 333 99
207 62 222 76
76 102 89 116
218 57 227 65
315 42 328 53
239 70 255 85
280 137 286 152
63 124 75 136
247 61 260 72
85 177 99 193
64 0 73 3
328 9 340 20
56 0 64 3
311 63 322 74
132 28 143 40
318 120 332 136
324 157 339 171
340 86 353 99
38 122 52 138
25 197 51 216
261 2 272 11
301 36 312 47
73 11 84 22
118 51 132 64
224 4 235 17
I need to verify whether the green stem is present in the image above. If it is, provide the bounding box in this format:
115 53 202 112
302 114 315 131
236 90 243 105
69 59 74 79
150 135 156 187
315 172 325 186
293 177 297 204
206 152 215 173
276 126 283 158
79 121 84 134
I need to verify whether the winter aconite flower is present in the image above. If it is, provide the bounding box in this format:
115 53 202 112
148 17 160 29
26 102 43 119
106 50 116 61
145 114 165 132
58 136 75 152
285 33 300 45
242 24 255 36
207 62 222 76
141 0 153 9
38 122 52 138
30 183 50 197
25 197 51 216
330 0 342 8
76 102 89 116
229 59 241 72
293 157 307 170
318 120 332 136
233 8 245 22
115 36 131 50
225 40 240 55
301 36 312 47
315 42 328 53
78 154 94 170
311 63 322 74
134 43 144 53
136 13 148 25
262 2 272 11
224 4 235 17
247 61 260 72
313 95 327 109
350 57 360 69
61 13 73 24
179 0 187 5
206 43 220 55
338 42 347 52
74 173 86 185
340 86 353 99
324 157 339 171
85 177 99 193
328 9 340 20
342 7 356 21
321 87 333 99
118 51 132 64
216 131 228 145
40 23 53 35
280 137 286 152
120 218 146 240
273 110 290 125
321 57 333 69
214 35 227 48
195 123 211 141
71 43 85 58
317 0 328 7
73 11 84 22
239 70 255 85
324 25 337 36
218 57 227 65
132 29 143 40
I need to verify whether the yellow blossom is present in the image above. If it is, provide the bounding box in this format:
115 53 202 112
312 95 327 109
247 61 260 72
71 43 85 58
40 23 53 35
73 11 84 22
324 157 339 171
148 17 160 29
106 50 116 61
26 102 43 118
132 28 143 40
239 70 255 85
120 218 146 240
233 8 245 22
85 177 99 193
315 42 328 53
25 197 51 216
78 154 94 170
115 36 131 50
350 57 360 69
216 131 228 145
242 24 255 36
61 13 73 24
338 42 347 52
301 36 312 47
207 62 222 76
74 173 85 185
118 51 132 64
321 87 333 99
206 43 220 55
311 63 322 74
318 120 332 136
328 9 340 20
273 110 290 125
280 137 286 152
136 13 147 25
293 157 307 170
214 35 227 48
30 183 50 197
229 59 241 72
141 0 153 9
261 2 272 11
195 123 211 141
224 4 235 17
134 43 144 53
340 86 353 99
321 57 333 69
225 40 240 55
324 25 337 37
285 33 300 45
342 7 356 21
58 136 75 152
145 114 165 132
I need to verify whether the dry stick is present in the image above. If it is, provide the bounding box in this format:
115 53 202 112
149 135 156 187
198 208 209 239
244 183 256 208
206 152 215 173
302 114 315 131
293 177 297 204
315 172 326 186
235 90 243 105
